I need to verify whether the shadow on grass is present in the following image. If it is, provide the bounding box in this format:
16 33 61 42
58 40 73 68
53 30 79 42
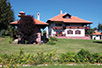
93 40 102 44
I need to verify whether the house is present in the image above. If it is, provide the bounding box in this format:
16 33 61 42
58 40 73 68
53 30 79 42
10 11 48 44
47 11 92 39
92 31 102 40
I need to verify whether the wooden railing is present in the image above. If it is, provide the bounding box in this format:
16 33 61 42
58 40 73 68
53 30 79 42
53 26 90 29
66 26 90 29
53 26 63 30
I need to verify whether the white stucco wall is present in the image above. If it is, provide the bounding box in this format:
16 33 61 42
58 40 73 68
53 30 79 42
65 29 85 37
50 28 85 37
92 35 101 40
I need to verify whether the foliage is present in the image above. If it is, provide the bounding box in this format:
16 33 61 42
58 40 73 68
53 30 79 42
0 0 14 33
18 15 39 44
0 29 6 37
50 37 57 41
0 48 102 68
76 49 91 63
97 23 102 32
92 53 102 63
59 52 76 63
87 29 95 37
47 37 57 45
5 25 17 38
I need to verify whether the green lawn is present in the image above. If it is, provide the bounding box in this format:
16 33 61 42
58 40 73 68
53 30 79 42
20 65 102 68
0 37 102 55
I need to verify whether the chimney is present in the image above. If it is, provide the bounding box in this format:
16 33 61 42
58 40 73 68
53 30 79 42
60 10 62 14
37 13 40 20
64 12 67 15
18 11 25 17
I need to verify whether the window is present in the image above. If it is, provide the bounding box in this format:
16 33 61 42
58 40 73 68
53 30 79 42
67 30 73 34
69 30 72 34
65 16 69 19
77 30 79 34
75 30 81 34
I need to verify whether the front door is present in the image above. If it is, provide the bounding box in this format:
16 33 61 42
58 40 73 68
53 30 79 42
56 31 62 36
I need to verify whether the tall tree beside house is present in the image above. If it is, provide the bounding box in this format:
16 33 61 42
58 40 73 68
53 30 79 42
18 15 39 44
87 27 97 39
0 0 14 36
97 23 102 33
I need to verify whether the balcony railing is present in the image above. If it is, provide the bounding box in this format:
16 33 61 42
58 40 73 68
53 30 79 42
53 26 63 30
66 26 90 29
85 26 90 29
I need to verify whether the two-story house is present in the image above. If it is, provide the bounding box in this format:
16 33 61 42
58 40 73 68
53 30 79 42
47 11 92 39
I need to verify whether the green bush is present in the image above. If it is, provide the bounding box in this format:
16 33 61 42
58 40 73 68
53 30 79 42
59 52 76 63
0 48 102 67
93 53 102 63
47 40 56 45
50 37 57 41
47 37 57 45
0 29 6 37
76 49 91 63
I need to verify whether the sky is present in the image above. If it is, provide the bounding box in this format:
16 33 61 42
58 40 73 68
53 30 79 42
10 0 102 29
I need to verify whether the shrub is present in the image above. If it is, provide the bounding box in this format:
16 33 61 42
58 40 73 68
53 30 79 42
0 48 102 67
0 57 2 63
50 37 57 41
47 37 57 45
0 29 6 37
92 53 102 63
47 40 56 45
76 49 91 63
59 52 76 63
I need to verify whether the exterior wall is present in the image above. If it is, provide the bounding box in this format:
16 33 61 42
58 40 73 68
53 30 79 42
48 22 87 37
50 28 85 37
65 29 85 37
92 35 101 40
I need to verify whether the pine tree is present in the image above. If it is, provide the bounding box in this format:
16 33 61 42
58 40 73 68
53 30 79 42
0 0 14 31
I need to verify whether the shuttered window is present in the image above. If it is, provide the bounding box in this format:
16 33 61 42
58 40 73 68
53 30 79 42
67 30 73 34
75 30 81 34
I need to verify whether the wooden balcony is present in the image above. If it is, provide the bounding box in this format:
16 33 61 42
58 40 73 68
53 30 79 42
53 26 63 30
66 26 90 29
85 26 90 29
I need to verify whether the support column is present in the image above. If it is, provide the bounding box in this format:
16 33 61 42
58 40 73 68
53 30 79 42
36 33 41 44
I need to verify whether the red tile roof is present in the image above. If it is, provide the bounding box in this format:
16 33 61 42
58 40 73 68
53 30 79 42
93 31 102 35
47 14 92 24
10 18 48 25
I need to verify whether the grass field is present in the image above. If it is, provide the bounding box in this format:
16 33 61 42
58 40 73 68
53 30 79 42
20 65 102 68
0 37 102 55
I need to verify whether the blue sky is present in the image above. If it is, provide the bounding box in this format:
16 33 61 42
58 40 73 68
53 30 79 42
10 0 102 28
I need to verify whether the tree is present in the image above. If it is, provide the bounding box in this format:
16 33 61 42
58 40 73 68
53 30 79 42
18 15 40 44
0 0 14 33
97 23 102 33
87 27 97 39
